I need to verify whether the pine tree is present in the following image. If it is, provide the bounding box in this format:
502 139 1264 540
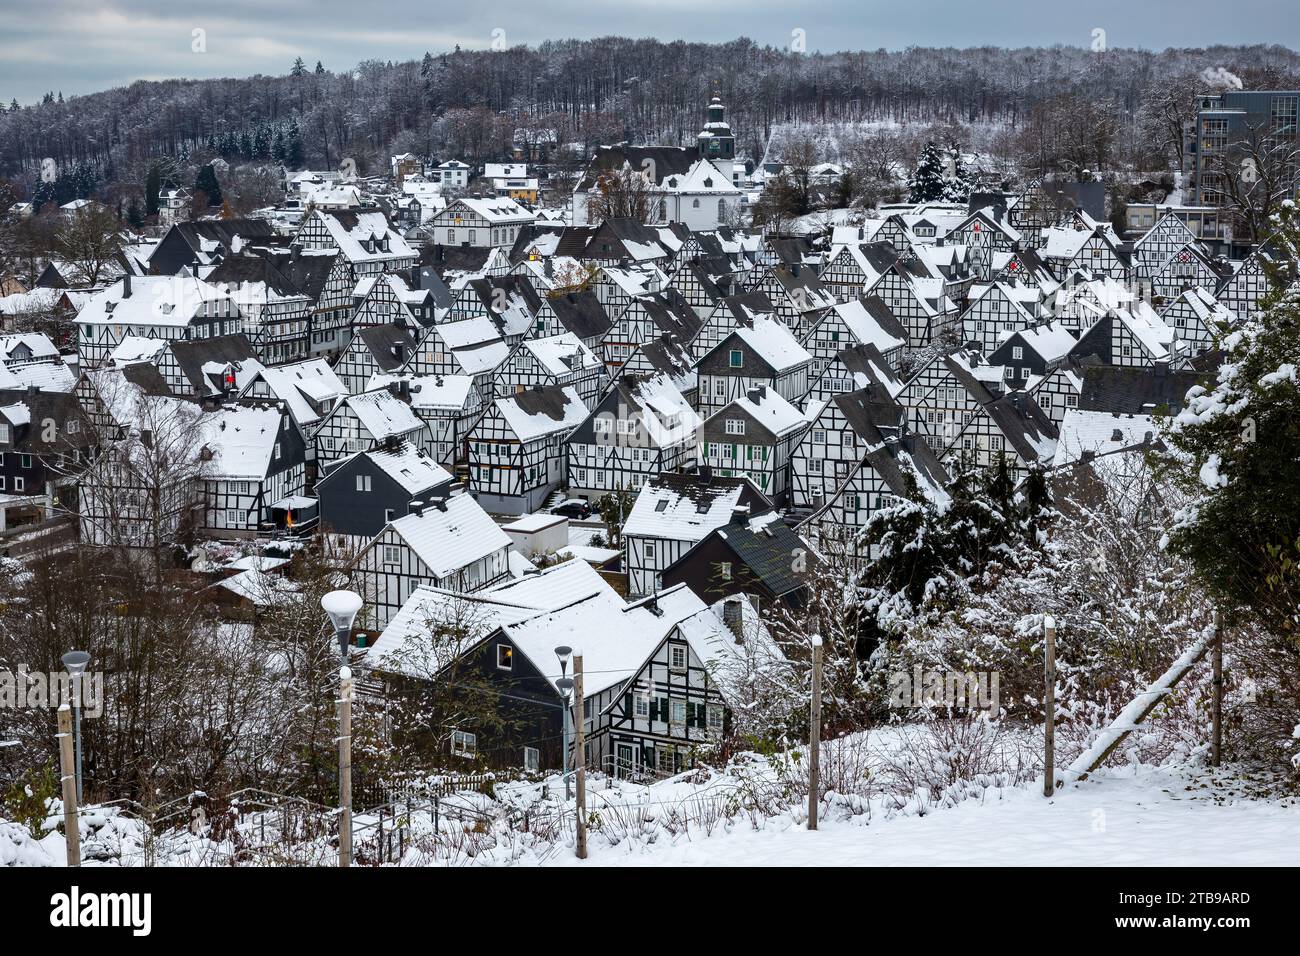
194 163 223 208
907 140 948 203
291 57 307 77
314 61 326 75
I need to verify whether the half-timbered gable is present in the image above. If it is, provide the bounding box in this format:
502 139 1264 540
589 263 669 318
1160 287 1235 358
802 296 908 386
467 384 588 514
1131 211 1201 282
1029 359 1089 427
623 471 771 598
405 316 510 401
692 291 777 359
748 263 837 338
698 385 808 505
296 209 418 281
620 334 698 404
960 280 1044 353
206 254 312 365
566 372 700 501
1216 248 1275 318
946 209 1022 282
801 429 949 565
669 255 743 318
313 387 425 468
1146 243 1227 302
659 512 814 609
791 387 905 510
871 263 958 348
1070 305 1183 369
1038 221 1129 282
819 238 898 300
449 275 543 345
354 492 512 630
163 335 264 405
368 372 482 465
896 351 1001 454
808 342 904 403
599 287 700 373
497 332 607 407
696 315 813 418
334 323 419 395
535 289 613 351
256 248 354 359
947 391 1057 479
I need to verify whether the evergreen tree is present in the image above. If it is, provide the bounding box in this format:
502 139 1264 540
314 61 326 75
907 140 948 203
194 163 223 208
291 57 307 77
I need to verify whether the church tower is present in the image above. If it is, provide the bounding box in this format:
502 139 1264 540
697 95 737 185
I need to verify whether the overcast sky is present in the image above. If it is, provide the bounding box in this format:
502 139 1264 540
2 0 1298 105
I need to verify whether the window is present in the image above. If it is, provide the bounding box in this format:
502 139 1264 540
707 704 724 731
451 730 477 757
382 545 401 566
496 643 513 670
355 474 372 492
1012 346 1023 360
644 541 656 560
725 418 745 435
635 695 650 718
670 644 687 671
728 349 743 368
657 748 675 773
842 431 854 448
225 509 240 525
524 746 539 772
670 700 687 724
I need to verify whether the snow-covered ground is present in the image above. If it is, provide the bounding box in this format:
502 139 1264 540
6 735 1297 867
551 764 1300 867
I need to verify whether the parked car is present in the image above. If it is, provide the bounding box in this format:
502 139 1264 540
551 498 592 519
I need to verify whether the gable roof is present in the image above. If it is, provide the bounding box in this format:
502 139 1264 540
388 492 511 578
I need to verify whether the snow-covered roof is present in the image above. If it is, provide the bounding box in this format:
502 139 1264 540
1052 409 1160 469
388 493 511 579
723 385 807 438
200 405 284 480
495 385 588 441
368 372 475 410
245 359 347 427
522 332 603 378
828 299 908 354
362 442 452 494
624 474 758 542
730 315 812 372
451 196 535 224
79 275 237 329
341 388 424 440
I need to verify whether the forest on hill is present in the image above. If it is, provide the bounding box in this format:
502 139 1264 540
1 38 1299 214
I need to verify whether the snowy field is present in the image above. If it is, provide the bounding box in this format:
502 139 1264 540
5 727 1298 867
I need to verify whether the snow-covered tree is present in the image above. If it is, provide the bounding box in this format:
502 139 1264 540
907 141 949 203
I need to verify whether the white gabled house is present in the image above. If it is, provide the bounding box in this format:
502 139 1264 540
697 384 809 505
353 492 512 631
312 386 425 467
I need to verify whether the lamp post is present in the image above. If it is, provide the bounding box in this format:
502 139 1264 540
555 645 573 799
60 651 90 804
321 590 363 868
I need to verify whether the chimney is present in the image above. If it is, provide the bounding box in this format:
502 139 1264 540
544 258 554 278
746 385 765 403
392 342 405 362
431 497 448 512
731 504 750 519
698 465 713 484
122 274 132 298
409 500 424 516
723 595 745 644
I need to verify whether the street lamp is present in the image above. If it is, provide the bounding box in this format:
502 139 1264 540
555 645 573 799
321 590 362 868
60 651 90 803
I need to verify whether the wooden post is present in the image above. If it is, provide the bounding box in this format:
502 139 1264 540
1212 610 1223 768
57 705 80 867
339 668 354 868
573 653 587 860
1043 616 1056 798
807 635 823 831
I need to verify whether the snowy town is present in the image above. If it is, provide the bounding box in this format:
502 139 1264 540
0 7 1298 892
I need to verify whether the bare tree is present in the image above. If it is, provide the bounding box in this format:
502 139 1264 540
586 162 657 224
1202 122 1300 243
52 205 123 286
